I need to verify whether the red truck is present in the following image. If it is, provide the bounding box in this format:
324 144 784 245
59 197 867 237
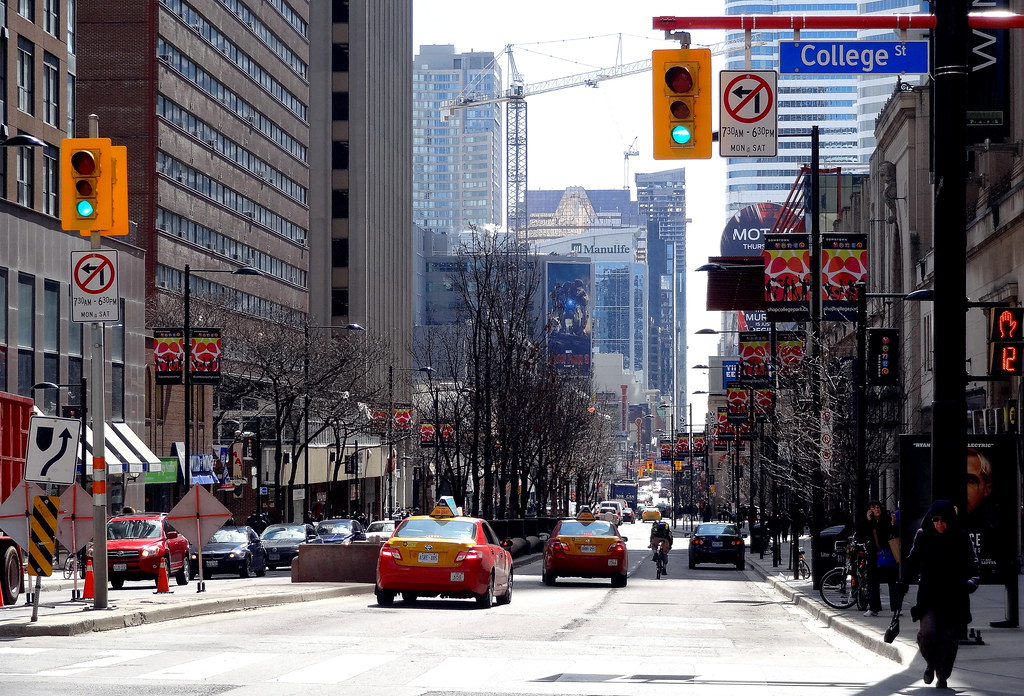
0 390 33 604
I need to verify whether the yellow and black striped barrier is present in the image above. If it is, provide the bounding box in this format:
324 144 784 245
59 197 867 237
28 495 59 577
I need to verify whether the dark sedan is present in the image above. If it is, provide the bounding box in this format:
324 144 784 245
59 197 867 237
260 523 318 570
191 525 267 578
309 518 366 544
689 523 746 570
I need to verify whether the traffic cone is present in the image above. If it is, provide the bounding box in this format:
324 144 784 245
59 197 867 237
82 558 94 600
154 561 172 594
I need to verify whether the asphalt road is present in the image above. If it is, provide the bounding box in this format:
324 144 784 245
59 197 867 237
0 522 910 696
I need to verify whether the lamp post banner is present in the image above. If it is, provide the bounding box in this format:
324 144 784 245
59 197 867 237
821 234 868 321
763 233 812 322
154 328 184 385
190 328 222 385
775 331 806 374
738 332 771 386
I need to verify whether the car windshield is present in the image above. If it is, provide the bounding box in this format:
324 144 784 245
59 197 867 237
316 521 353 535
394 518 476 540
558 521 615 536
211 528 249 543
107 519 161 540
261 526 306 540
366 521 394 533
696 524 739 536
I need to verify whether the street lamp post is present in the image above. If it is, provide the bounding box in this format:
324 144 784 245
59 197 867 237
182 264 261 555
303 323 364 522
387 366 432 519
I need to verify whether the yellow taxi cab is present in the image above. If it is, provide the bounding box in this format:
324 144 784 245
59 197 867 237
641 506 663 522
375 496 513 608
542 508 628 587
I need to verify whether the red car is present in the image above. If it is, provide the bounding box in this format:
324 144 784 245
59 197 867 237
543 509 629 587
375 498 513 608
90 513 192 589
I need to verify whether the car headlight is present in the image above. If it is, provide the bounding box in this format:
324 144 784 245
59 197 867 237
228 552 238 558
190 552 198 560
140 545 162 558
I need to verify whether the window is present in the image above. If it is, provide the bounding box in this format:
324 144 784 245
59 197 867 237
19 0 34 21
43 53 59 126
17 147 34 208
332 91 349 121
17 275 34 348
42 145 58 215
43 280 58 351
44 0 59 36
66 0 76 54
17 38 35 115
331 238 348 268
66 74 76 136
332 43 349 72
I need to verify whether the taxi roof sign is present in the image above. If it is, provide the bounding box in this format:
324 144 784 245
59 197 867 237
429 495 459 518
576 509 596 522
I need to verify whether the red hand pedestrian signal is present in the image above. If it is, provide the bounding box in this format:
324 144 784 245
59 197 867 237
988 307 1024 376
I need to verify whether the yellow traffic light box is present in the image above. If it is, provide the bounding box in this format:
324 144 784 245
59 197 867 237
651 48 712 160
60 138 129 235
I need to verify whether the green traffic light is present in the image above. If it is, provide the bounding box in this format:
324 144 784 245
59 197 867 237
76 199 95 217
671 125 693 145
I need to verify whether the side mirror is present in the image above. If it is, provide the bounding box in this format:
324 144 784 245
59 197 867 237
500 538 512 549
621 536 629 542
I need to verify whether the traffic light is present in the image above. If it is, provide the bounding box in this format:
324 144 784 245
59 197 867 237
651 48 712 160
988 307 1024 376
61 137 120 233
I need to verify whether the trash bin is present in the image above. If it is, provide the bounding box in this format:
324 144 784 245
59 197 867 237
750 523 767 554
815 524 851 574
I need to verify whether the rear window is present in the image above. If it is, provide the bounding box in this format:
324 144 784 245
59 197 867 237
261 526 306 540
316 520 354 535
557 521 616 536
696 524 738 536
394 518 477 540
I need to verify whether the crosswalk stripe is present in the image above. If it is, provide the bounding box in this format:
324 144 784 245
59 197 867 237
138 651 266 680
275 653 396 683
0 647 49 655
37 650 163 677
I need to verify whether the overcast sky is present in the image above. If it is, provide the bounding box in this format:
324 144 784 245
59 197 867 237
413 1 731 404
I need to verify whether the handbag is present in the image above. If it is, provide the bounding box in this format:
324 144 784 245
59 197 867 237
877 547 897 567
884 610 901 643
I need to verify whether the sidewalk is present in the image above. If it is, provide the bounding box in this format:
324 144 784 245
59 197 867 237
746 538 1024 693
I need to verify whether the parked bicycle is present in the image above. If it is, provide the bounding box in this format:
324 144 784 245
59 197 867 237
819 537 871 610
796 547 811 580
63 549 86 580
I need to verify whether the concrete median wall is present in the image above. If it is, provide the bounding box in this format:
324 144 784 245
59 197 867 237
291 541 380 583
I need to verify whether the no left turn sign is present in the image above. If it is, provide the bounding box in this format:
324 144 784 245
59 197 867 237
719 70 778 158
70 250 120 323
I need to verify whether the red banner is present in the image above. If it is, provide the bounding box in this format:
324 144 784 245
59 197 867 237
738 331 770 384
190 328 222 385
154 328 184 385
822 234 868 320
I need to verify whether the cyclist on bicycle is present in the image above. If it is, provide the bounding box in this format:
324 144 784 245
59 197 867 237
650 519 673 571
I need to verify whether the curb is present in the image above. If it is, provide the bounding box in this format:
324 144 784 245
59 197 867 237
747 557 916 665
0 585 374 638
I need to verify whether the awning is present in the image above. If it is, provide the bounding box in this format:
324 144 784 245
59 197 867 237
79 422 164 476
703 256 767 312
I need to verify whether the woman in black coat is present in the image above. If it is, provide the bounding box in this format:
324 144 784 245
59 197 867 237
901 500 980 689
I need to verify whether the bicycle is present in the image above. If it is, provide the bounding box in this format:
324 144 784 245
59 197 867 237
652 539 669 580
819 538 871 610
796 548 811 580
63 549 86 580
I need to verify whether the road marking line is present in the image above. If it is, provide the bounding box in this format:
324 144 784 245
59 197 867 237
37 649 163 676
138 651 266 680
276 653 396 683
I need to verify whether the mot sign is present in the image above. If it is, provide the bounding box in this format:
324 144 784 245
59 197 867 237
719 71 777 157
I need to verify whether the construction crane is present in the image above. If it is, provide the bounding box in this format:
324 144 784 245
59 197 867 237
623 136 639 189
443 44 651 238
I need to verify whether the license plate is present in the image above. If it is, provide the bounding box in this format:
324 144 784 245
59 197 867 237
205 560 218 567
450 572 464 582
581 545 596 553
607 559 618 566
418 552 438 564
112 563 127 572
268 553 280 560
712 541 723 548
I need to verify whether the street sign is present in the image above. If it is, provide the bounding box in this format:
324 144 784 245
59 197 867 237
25 416 82 485
719 71 777 157
57 484 94 552
70 249 120 323
780 40 929 74
165 485 232 549
0 481 45 550
27 495 59 577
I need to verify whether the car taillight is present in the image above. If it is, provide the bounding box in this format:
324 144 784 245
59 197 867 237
455 548 483 562
608 542 625 553
381 546 402 560
550 541 569 552
732 539 744 546
691 538 704 546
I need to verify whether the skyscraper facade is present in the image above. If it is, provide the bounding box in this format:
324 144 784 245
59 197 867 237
413 45 502 236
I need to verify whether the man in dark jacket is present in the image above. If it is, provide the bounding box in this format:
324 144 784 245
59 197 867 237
901 500 980 689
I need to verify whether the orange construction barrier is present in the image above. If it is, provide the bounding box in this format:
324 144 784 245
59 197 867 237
154 561 172 594
82 558 94 599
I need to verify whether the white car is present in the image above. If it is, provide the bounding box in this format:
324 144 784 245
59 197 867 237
364 519 396 543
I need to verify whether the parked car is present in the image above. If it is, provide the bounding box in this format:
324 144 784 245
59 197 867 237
689 522 746 570
542 509 628 587
375 497 513 608
90 512 191 589
364 520 396 543
259 523 318 570
308 518 366 544
190 525 267 579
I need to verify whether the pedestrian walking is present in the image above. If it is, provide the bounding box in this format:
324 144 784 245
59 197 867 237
901 500 980 689
856 500 899 616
